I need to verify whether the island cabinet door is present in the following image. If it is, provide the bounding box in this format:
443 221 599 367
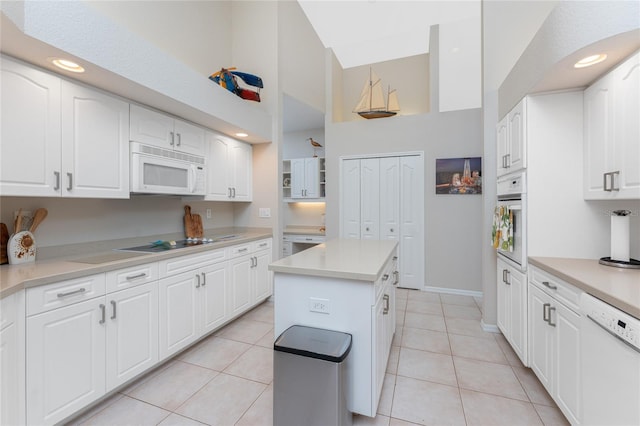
372 293 387 411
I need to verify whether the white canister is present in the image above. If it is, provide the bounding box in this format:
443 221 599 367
610 210 631 262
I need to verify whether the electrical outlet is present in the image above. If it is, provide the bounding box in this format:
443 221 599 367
259 208 271 218
206 209 212 219
309 297 330 314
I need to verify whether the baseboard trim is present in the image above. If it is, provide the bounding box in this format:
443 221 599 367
422 286 483 298
480 319 500 333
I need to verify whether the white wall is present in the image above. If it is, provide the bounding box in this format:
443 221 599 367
325 110 483 292
439 15 482 112
283 202 326 228
283 128 325 159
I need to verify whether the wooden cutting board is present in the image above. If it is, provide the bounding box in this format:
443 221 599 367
0 223 9 264
192 214 203 238
184 205 195 238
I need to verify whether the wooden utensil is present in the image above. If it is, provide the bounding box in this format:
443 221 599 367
184 205 195 238
1 223 9 264
14 208 22 233
29 208 48 233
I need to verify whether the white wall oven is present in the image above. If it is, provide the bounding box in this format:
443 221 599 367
495 172 527 271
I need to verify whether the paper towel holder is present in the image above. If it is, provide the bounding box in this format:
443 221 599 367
599 210 640 269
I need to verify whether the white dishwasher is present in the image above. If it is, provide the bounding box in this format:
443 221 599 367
581 293 640 426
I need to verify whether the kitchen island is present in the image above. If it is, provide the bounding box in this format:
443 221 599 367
269 239 398 417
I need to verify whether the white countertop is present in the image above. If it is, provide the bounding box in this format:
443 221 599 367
529 257 640 319
269 238 397 281
283 226 325 236
1 228 272 299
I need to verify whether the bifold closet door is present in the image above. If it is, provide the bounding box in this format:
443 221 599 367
398 155 424 289
341 159 361 239
380 157 400 241
360 158 380 239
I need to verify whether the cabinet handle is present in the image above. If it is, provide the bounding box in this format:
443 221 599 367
53 171 60 190
66 172 73 190
196 274 201 288
603 172 610 192
502 269 511 285
542 281 557 290
176 133 181 146
393 256 398 261
228 188 232 198
110 300 117 320
201 272 206 286
505 154 511 168
57 287 86 298
548 306 556 327
170 131 175 146
232 187 236 198
125 272 147 281
390 228 394 233
383 294 390 315
259 242 268 247
393 271 399 286
505 269 511 285
611 171 620 191
99 304 106 324
382 274 390 281
543 303 550 323
238 247 249 253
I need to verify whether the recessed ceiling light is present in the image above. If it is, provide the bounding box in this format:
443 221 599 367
574 54 607 68
235 132 248 138
50 58 85 73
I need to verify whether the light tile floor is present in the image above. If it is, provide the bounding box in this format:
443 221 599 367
68 291 569 426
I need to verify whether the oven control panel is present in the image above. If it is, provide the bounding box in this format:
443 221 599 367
582 293 640 351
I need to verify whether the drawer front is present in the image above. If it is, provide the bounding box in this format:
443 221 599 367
26 273 106 316
106 262 159 293
252 238 272 252
529 266 582 312
374 261 395 302
227 244 252 258
292 235 325 244
159 249 226 278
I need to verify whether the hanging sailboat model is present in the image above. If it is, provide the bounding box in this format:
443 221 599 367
353 68 400 119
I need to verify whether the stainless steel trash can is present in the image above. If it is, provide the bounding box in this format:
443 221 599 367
273 325 353 426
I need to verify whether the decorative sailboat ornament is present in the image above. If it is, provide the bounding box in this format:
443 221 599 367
353 68 400 119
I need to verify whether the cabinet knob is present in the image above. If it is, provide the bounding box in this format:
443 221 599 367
390 228 394 233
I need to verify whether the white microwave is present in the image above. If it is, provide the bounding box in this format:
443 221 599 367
130 142 206 196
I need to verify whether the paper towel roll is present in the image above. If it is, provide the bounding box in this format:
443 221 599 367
611 211 630 262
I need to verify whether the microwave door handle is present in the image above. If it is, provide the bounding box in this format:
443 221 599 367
189 165 197 193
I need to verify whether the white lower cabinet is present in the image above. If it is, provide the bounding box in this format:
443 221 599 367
228 240 273 317
22 239 273 425
372 268 395 406
496 258 528 365
528 265 582 425
159 271 200 359
1 291 25 426
106 283 159 390
27 297 107 426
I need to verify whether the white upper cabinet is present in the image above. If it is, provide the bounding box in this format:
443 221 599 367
205 132 252 202
290 157 323 199
1 57 129 199
497 98 527 177
130 104 205 156
61 81 130 199
584 50 640 199
1 57 61 196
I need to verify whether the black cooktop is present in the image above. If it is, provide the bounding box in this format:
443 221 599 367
116 239 208 253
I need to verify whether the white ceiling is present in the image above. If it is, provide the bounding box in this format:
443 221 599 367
297 0 480 69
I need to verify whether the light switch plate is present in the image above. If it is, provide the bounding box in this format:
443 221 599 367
259 208 271 218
